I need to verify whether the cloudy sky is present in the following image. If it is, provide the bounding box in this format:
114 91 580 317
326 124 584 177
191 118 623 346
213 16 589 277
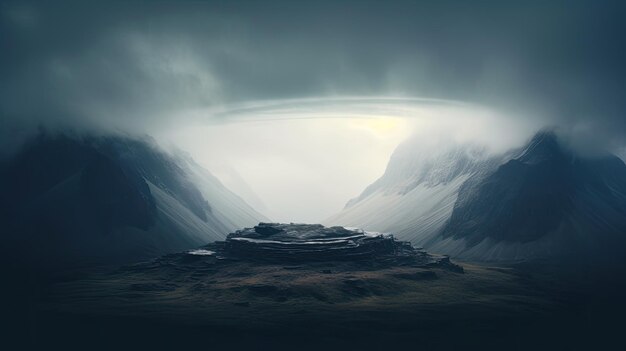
1 1 625 221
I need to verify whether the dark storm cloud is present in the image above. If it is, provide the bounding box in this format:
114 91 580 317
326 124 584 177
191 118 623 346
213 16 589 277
1 0 625 152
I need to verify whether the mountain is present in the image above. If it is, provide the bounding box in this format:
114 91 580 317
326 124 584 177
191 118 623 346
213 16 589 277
325 140 497 246
432 131 626 260
328 131 626 261
0 132 267 268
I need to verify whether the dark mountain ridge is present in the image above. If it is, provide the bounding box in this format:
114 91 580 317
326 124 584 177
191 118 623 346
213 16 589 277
330 130 626 261
0 132 265 268
442 131 626 247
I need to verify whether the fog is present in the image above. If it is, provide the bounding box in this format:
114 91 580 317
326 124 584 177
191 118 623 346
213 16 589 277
166 117 408 222
1 1 625 220
159 98 538 222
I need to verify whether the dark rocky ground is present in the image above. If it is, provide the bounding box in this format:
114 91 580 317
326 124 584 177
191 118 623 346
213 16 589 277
5 224 626 350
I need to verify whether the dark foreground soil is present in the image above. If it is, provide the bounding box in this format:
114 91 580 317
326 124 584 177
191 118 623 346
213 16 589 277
5 256 626 351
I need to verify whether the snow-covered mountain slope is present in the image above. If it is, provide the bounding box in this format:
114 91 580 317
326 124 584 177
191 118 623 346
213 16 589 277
328 131 626 261
174 151 268 230
325 141 496 245
437 131 626 260
326 175 467 245
0 133 267 267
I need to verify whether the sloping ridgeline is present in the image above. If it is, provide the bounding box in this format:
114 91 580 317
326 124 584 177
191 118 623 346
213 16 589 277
433 131 626 260
0 132 266 269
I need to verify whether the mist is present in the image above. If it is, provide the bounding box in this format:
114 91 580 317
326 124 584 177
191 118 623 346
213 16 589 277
1 1 625 219
160 98 538 222
5 2 626 348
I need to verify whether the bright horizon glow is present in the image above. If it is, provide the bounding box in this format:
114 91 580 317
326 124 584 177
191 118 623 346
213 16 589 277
167 116 412 223
160 97 540 223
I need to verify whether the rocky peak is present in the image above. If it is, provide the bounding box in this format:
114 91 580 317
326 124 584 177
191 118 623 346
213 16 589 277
516 130 568 165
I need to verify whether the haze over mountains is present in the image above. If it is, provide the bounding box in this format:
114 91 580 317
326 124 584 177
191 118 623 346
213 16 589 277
0 132 266 268
3 128 625 266
327 131 626 261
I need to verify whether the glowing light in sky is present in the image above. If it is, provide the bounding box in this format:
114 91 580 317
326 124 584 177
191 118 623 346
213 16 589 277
161 97 538 223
